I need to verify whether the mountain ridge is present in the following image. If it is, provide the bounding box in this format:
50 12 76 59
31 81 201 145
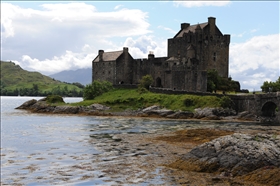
49 68 91 85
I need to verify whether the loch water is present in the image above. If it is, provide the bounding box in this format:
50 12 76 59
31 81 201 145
1 96 279 185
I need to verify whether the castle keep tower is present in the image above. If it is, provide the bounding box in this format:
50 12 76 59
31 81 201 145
92 17 230 92
167 17 230 78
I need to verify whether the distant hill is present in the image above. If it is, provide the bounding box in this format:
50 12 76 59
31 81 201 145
49 68 92 85
0 61 83 96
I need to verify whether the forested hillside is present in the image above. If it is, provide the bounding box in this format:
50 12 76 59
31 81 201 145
0 61 84 96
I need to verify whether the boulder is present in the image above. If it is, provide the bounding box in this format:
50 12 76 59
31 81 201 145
237 111 257 121
193 108 217 119
154 109 175 117
142 105 161 113
170 133 280 176
89 104 110 111
166 111 194 119
141 105 174 117
212 108 236 117
53 106 80 114
194 107 237 120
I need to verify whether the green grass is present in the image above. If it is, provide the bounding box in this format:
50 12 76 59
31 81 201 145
71 88 222 112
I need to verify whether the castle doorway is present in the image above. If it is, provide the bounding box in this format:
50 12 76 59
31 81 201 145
156 77 162 87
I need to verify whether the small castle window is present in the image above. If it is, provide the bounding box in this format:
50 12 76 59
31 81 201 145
213 52 216 61
108 71 111 74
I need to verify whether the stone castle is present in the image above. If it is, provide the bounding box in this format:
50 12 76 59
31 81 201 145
92 17 230 92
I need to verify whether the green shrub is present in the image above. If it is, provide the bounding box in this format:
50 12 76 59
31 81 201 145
83 80 113 100
219 96 234 108
46 95 65 103
184 98 194 107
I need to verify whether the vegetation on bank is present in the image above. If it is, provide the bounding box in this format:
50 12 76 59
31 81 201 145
0 61 84 96
79 77 235 112
207 69 241 93
83 80 113 100
73 88 233 112
261 77 280 92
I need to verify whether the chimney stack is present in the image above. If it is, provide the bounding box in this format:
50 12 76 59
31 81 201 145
181 23 190 30
98 50 104 62
148 51 154 60
123 47 128 53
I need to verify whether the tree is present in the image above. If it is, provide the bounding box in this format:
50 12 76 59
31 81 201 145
83 80 113 100
207 69 240 93
138 75 153 90
72 82 85 89
261 77 280 92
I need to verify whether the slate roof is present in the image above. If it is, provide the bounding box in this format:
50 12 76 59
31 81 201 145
174 22 208 38
93 50 123 62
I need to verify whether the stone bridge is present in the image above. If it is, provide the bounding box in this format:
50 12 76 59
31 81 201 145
150 87 280 123
229 92 280 123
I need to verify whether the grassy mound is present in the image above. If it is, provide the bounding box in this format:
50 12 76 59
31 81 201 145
46 95 65 104
72 88 223 112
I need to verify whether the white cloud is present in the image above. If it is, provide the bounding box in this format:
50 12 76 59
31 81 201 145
1 2 152 74
229 34 279 91
123 35 167 58
20 44 97 75
174 1 231 8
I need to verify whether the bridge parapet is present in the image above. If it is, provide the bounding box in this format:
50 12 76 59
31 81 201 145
229 92 280 123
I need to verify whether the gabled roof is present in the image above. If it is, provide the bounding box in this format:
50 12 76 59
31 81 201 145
174 22 208 38
93 50 123 62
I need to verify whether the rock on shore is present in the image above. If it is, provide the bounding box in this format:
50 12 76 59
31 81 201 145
169 133 280 177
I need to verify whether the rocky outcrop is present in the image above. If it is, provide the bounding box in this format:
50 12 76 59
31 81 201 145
170 133 280 176
193 107 239 120
15 99 37 109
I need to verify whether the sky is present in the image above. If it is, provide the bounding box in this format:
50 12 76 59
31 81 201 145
1 1 279 91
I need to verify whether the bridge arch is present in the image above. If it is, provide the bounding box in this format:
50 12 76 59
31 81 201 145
261 101 278 117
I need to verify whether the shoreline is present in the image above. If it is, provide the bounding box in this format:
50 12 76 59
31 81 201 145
15 98 268 124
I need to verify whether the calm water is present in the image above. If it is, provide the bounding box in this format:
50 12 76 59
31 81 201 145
1 96 279 185
1 96 186 185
